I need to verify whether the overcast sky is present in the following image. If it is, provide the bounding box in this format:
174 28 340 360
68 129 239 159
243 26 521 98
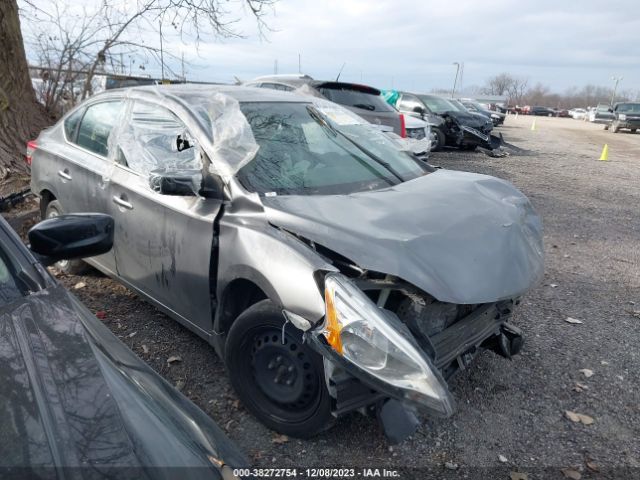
23 0 640 94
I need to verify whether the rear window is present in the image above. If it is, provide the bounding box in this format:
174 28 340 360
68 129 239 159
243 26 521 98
318 87 395 112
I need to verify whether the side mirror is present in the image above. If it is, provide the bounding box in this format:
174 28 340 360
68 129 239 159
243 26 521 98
608 108 614 113
28 214 114 266
149 168 201 196
413 106 426 115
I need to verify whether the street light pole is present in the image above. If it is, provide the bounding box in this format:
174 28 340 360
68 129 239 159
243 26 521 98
451 62 460 98
610 76 623 106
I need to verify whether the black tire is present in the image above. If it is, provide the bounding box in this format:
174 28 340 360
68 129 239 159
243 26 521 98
44 200 88 275
431 128 446 151
224 300 334 438
631 129 637 134
460 144 478 151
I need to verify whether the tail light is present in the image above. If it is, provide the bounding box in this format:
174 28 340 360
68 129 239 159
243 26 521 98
25 140 37 166
399 113 407 138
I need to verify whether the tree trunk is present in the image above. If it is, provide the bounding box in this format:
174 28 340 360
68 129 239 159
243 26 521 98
0 0 49 196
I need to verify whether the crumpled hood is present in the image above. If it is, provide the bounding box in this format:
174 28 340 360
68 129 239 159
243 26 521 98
444 110 491 129
262 170 544 304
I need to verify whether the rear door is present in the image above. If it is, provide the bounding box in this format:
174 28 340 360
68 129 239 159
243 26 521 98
106 100 221 335
317 84 402 134
35 100 124 275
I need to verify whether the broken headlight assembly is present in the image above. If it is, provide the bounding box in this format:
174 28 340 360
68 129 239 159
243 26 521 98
319 273 454 416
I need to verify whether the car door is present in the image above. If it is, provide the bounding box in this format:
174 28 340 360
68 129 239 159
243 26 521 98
106 99 222 335
43 100 124 275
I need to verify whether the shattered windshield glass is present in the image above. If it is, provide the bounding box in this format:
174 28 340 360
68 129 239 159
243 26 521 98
237 102 429 196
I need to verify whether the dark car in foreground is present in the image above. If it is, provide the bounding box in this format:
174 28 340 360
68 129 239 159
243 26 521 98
0 213 246 478
610 102 640 133
30 85 543 443
396 92 498 151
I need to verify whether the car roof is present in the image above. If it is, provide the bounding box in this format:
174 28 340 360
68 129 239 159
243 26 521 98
97 83 311 104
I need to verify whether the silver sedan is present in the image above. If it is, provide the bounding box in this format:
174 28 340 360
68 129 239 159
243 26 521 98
30 85 544 441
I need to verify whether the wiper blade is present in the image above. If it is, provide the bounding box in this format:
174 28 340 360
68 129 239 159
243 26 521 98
306 105 405 183
352 103 375 111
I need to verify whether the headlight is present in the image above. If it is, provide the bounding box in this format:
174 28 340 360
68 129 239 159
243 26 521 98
619 114 627 120
322 273 454 415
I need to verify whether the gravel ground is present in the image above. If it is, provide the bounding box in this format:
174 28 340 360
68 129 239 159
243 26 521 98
5 116 640 479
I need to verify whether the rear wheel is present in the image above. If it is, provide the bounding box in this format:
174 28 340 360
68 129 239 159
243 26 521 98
44 201 88 275
224 300 333 438
631 129 637 134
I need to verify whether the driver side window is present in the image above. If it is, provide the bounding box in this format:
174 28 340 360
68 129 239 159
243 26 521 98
398 94 423 113
116 101 201 177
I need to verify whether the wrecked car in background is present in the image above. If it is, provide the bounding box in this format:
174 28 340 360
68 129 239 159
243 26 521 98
29 85 544 442
0 213 247 477
395 92 500 151
609 102 640 133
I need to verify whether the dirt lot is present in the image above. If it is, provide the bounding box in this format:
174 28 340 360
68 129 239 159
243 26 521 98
5 116 640 478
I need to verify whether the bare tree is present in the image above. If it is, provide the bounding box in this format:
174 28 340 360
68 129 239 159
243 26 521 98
0 0 276 193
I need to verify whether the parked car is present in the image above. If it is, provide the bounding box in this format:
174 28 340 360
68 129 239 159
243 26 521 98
458 98 505 126
553 109 570 118
30 84 544 442
529 106 556 116
0 213 247 477
568 108 587 120
589 103 615 125
244 74 406 136
395 92 497 151
610 102 640 133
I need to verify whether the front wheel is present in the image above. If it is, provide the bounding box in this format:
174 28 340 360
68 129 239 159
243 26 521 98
431 128 446 151
44 200 88 275
224 300 334 438
460 144 478 151
631 129 637 134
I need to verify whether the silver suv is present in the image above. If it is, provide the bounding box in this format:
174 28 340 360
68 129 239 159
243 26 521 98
30 85 544 441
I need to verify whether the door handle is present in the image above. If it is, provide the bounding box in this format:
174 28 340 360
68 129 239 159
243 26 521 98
57 169 72 181
112 195 133 210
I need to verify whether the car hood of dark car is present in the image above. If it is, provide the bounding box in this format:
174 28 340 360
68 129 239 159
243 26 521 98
0 286 247 477
263 170 544 304
442 110 491 129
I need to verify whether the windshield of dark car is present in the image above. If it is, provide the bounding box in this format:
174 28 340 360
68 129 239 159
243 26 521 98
237 102 428 196
616 103 640 113
417 95 462 113
317 87 396 112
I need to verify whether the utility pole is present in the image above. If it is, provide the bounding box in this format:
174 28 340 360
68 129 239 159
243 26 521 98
181 52 185 81
451 62 460 98
159 20 165 82
274 59 278 74
298 53 301 74
610 76 623 106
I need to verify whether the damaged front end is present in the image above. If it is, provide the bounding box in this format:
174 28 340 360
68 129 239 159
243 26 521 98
442 113 501 150
301 249 525 442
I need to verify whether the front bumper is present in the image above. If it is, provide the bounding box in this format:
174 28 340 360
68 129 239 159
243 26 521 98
306 301 522 420
617 120 640 129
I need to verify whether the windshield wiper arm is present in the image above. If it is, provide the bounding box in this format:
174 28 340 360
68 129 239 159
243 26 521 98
306 105 405 183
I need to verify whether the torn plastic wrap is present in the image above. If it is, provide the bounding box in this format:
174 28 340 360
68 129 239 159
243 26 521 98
108 98 204 195
203 92 260 179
